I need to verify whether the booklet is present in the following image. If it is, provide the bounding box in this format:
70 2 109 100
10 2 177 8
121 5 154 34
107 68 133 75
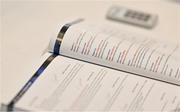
5 19 180 111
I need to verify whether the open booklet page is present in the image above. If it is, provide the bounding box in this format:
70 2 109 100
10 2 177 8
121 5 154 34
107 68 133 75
49 20 180 85
16 53 180 111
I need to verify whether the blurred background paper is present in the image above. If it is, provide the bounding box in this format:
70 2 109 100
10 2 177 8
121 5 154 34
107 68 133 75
0 1 2 104
1 0 180 105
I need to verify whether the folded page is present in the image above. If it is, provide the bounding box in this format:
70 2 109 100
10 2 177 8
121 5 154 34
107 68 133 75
49 20 180 86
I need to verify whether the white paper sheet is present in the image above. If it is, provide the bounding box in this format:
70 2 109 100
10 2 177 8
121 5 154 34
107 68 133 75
16 55 180 111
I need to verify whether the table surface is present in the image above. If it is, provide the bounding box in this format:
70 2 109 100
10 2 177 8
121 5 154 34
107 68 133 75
1 0 180 104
